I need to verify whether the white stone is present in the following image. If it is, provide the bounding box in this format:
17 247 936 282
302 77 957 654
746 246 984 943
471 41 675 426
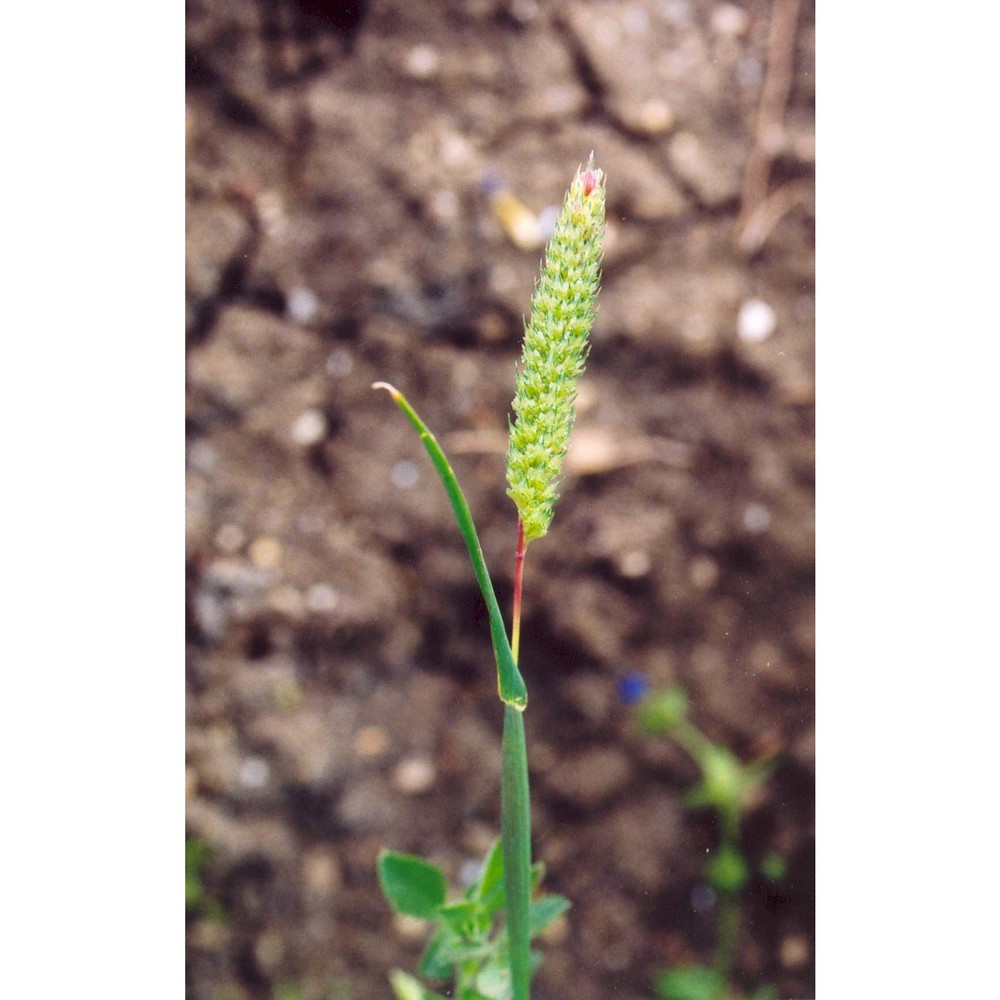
391 460 420 489
393 756 436 795
325 348 354 378
404 45 440 80
286 286 320 324
711 3 750 38
291 408 327 446
306 582 340 614
742 503 771 533
737 298 777 342
239 756 270 789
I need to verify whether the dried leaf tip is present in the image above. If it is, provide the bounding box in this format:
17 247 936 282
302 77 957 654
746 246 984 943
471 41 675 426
372 381 401 400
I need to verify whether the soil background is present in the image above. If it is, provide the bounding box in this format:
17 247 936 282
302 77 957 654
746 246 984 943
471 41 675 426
185 1 815 998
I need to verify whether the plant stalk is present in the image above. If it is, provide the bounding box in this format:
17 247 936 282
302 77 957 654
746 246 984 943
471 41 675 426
714 886 740 982
501 703 531 1000
714 814 742 982
511 519 526 662
502 519 531 1000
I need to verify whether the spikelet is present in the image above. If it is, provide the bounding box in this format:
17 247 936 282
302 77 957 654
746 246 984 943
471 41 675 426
505 157 606 542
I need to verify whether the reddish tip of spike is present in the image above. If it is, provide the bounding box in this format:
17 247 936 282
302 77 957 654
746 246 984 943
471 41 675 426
581 153 598 197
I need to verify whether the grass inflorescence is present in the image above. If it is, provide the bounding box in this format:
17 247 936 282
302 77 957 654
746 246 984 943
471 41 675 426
506 156 605 544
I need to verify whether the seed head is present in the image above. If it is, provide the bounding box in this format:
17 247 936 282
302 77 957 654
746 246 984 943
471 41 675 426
505 157 606 542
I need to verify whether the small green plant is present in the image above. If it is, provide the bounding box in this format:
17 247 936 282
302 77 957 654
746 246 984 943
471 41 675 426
630 684 781 1000
378 839 569 1000
374 159 605 1000
186 835 224 923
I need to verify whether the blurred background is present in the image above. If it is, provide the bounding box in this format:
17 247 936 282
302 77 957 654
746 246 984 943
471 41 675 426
185 1 814 998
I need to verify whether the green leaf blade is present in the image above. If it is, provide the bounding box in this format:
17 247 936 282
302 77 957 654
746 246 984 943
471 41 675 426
474 838 505 915
655 965 727 1000
373 383 527 710
389 969 449 1000
377 850 447 919
437 899 489 938
528 894 570 938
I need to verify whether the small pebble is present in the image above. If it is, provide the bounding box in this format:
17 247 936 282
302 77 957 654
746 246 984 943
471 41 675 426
458 858 484 889
404 44 440 80
286 286 320 324
188 439 217 475
681 311 713 344
476 310 508 343
249 536 283 568
662 0 694 27
190 921 226 948
273 678 303 710
738 298 777 343
711 3 750 37
256 190 287 238
438 130 476 170
193 589 228 640
239 756 270 789
393 756 436 794
689 554 720 590
326 347 354 378
617 549 651 578
394 914 429 939
306 582 340 614
429 188 460 224
780 934 811 970
491 189 544 250
353 725 390 758
742 503 771 533
391 460 420 489
214 522 246 554
736 55 764 87
539 913 570 945
268 584 305 618
634 98 675 135
509 0 539 23
488 262 519 294
622 4 650 35
302 848 342 899
253 930 285 973
291 408 327 446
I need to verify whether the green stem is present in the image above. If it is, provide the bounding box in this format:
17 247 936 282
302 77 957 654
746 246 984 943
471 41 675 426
501 704 531 1000
375 383 534 995
713 814 742 983
511 519 526 662
671 720 714 764
502 520 531 999
714 887 740 981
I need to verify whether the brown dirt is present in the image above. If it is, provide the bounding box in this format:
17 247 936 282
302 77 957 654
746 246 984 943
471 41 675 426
185 1 815 998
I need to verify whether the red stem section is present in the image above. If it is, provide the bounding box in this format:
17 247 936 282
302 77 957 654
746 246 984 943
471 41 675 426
511 518 526 663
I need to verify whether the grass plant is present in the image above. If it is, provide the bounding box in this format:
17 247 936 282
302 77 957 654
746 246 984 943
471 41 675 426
632 685 782 1000
374 159 605 1000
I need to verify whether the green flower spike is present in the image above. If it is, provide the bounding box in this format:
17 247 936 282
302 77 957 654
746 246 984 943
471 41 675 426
506 155 606 543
